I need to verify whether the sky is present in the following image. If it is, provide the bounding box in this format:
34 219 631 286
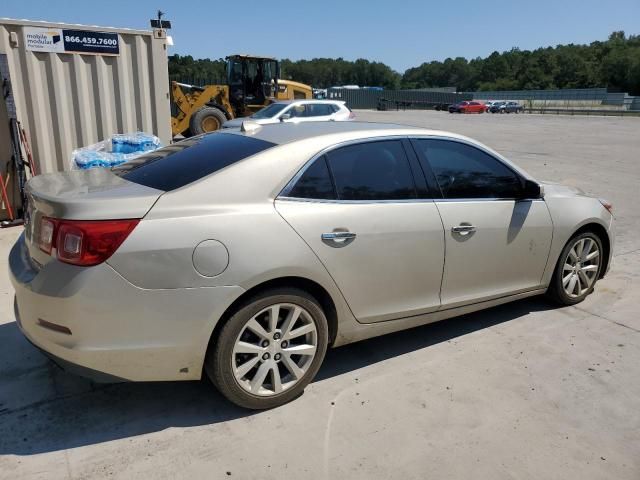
2 0 639 72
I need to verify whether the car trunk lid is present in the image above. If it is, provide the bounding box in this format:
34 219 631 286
24 168 163 266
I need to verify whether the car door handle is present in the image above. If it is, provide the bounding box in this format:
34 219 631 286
321 231 356 247
451 225 476 235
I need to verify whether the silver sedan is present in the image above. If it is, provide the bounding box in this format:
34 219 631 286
9 122 614 409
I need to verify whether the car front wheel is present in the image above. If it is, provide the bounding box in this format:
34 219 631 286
548 232 603 305
205 288 329 409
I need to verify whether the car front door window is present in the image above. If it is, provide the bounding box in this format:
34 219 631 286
417 140 522 199
412 138 553 307
288 104 306 118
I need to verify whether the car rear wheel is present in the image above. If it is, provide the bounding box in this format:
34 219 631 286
205 288 329 409
548 232 603 305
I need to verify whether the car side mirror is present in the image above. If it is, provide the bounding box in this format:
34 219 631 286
280 113 291 122
519 179 543 200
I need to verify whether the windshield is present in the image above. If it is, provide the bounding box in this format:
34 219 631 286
251 103 289 119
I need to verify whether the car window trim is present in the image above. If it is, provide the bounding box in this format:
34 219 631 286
410 136 527 201
407 137 442 198
435 197 545 203
277 197 437 205
278 136 428 203
401 138 431 198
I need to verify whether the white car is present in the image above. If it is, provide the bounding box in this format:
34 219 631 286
222 100 354 128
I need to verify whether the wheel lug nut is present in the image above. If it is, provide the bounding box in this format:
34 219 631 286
274 353 281 361
281 341 288 348
273 332 281 340
261 340 269 347
262 353 270 360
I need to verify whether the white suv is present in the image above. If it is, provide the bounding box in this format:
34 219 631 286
222 100 354 128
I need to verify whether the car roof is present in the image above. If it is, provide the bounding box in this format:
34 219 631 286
271 99 345 105
222 121 469 146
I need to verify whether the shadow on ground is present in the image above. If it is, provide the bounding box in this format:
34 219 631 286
0 296 555 455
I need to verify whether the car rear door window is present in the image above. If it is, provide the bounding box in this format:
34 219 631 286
287 156 336 199
112 133 275 191
326 140 417 200
305 104 333 117
415 139 522 199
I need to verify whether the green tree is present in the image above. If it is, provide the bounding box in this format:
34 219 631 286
168 31 640 95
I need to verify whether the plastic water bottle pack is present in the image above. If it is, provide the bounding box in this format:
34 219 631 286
71 132 162 170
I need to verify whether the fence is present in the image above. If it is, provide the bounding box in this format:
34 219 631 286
470 88 609 101
469 87 640 111
327 88 469 110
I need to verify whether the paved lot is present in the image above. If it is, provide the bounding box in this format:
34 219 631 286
1 111 639 479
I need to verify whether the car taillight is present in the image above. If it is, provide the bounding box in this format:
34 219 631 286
38 218 56 254
39 217 139 266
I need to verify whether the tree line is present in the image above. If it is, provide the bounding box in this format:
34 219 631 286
169 31 640 94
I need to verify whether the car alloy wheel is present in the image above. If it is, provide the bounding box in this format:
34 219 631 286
232 303 318 396
562 237 601 298
206 288 328 409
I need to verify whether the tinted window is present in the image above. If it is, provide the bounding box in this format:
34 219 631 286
326 141 416 200
287 156 336 199
113 133 275 191
251 103 288 119
305 104 333 117
287 104 306 118
416 139 522 199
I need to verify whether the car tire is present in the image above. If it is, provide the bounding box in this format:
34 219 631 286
189 107 227 135
205 287 329 409
547 232 604 306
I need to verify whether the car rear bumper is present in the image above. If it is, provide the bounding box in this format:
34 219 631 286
10 232 244 381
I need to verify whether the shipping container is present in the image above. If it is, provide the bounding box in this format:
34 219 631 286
0 18 171 174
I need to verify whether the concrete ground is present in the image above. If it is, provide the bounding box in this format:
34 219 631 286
1 111 639 479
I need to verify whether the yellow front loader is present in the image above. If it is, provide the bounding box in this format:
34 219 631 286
171 55 312 137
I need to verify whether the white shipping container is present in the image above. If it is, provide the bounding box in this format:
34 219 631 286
0 18 171 173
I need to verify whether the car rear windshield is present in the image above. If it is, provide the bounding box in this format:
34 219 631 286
112 133 275 191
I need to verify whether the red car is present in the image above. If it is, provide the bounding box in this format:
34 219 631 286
448 101 486 113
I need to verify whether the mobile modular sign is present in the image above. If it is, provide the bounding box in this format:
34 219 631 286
24 26 119 55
